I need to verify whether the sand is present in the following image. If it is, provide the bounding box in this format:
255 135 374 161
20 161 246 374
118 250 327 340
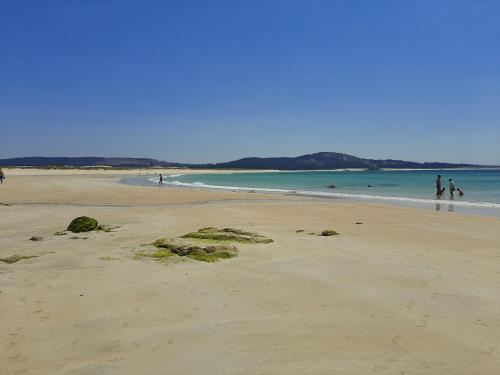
1 170 500 375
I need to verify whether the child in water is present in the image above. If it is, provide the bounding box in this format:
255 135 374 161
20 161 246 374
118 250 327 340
457 188 464 197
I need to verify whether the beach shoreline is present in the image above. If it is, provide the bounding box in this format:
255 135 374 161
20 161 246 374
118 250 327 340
121 170 500 219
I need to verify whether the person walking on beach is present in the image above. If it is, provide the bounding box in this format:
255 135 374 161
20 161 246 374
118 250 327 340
436 175 443 197
0 169 4 184
159 173 164 187
448 178 456 198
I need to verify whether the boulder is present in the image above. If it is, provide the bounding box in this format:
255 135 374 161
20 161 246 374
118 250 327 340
67 216 98 233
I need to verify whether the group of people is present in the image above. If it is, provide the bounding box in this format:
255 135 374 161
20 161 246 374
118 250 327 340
436 174 463 198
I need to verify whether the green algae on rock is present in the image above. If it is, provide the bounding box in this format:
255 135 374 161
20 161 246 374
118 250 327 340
156 238 237 261
67 216 98 233
181 227 273 244
96 224 120 232
140 238 238 263
140 227 272 264
0 254 39 264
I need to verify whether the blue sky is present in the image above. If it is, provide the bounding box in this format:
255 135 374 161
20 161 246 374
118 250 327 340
1 0 499 164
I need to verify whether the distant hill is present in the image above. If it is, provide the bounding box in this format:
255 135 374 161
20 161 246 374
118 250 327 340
0 153 487 170
203 152 482 170
0 156 182 168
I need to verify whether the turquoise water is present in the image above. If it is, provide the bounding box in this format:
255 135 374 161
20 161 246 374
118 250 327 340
123 169 500 217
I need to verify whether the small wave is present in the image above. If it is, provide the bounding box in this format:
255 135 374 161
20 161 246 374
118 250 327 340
166 180 500 209
168 180 291 193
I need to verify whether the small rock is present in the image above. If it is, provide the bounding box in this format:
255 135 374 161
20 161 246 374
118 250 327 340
29 236 44 241
355 222 363 225
321 230 339 236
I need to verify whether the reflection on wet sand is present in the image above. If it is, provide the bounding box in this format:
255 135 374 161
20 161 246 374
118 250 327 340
435 195 455 212
448 195 455 212
436 194 442 211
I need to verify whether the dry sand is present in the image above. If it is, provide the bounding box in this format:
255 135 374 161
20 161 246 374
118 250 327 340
1 170 500 375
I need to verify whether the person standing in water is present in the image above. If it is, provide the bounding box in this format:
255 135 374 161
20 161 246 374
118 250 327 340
436 175 442 197
159 174 164 187
448 178 456 198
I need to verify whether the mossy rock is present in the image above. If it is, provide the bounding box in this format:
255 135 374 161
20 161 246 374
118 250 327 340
96 224 120 232
67 216 98 233
321 229 339 236
140 227 271 264
0 254 39 264
143 238 238 263
187 248 237 262
181 227 273 244
70 236 89 240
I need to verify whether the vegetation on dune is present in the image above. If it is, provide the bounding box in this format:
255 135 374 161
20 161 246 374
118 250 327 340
67 216 98 233
181 227 273 244
0 254 39 264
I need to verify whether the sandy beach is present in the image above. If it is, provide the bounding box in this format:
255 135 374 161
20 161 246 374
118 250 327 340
1 170 500 375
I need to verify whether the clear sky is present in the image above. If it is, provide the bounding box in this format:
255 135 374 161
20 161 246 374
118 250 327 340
1 0 499 164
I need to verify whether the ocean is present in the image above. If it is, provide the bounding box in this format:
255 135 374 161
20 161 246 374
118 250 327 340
123 169 500 218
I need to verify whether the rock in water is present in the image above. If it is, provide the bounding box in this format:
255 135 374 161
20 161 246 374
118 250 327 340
67 216 98 233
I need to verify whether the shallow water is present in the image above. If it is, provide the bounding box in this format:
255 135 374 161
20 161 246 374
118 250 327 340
122 169 500 218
